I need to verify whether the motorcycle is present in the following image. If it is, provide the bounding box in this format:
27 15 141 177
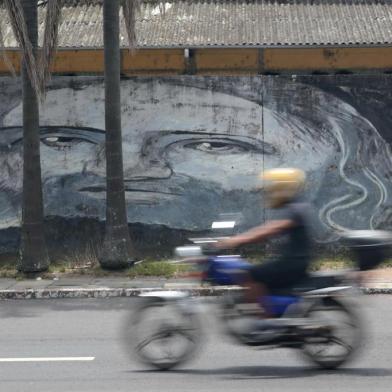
125 221 392 371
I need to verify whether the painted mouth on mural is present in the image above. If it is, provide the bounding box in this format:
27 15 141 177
78 185 183 203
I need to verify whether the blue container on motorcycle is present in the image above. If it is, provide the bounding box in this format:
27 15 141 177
262 295 299 317
207 256 299 316
206 256 252 285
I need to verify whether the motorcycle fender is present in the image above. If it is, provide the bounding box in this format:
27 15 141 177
139 291 201 316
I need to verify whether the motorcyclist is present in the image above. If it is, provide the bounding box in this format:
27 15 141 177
216 168 313 310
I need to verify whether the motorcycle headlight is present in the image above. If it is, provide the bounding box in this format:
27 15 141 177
175 246 203 258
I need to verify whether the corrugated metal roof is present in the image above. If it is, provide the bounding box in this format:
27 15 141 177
1 0 392 48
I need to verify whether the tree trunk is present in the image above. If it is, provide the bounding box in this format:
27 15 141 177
18 0 49 272
99 0 135 269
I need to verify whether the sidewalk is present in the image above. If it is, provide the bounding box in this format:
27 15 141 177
1 268 392 299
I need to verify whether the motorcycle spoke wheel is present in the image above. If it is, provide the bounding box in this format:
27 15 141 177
124 300 201 370
301 297 362 369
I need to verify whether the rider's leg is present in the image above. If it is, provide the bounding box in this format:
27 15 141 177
240 275 271 317
244 278 266 303
245 260 279 316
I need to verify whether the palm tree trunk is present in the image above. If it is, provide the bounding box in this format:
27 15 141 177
99 0 135 269
18 0 49 272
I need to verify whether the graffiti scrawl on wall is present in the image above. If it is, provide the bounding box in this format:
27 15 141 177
0 75 391 251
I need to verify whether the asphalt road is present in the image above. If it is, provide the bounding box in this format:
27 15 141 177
0 296 391 392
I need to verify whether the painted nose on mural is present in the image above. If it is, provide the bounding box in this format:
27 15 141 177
124 160 172 181
123 161 182 199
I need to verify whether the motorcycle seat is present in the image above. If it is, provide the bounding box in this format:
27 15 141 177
271 271 348 295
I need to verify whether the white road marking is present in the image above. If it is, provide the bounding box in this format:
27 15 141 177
0 357 95 362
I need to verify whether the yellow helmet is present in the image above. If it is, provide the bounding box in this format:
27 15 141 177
260 168 306 208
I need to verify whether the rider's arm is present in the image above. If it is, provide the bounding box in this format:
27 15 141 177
217 219 294 249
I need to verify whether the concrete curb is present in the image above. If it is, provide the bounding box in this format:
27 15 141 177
0 286 390 299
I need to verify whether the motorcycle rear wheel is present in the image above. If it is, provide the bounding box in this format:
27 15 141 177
301 296 362 369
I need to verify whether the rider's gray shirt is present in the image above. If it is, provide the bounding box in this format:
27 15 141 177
273 200 313 264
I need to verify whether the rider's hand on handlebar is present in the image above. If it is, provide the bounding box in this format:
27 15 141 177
214 237 238 249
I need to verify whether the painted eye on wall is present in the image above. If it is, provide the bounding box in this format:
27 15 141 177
189 141 247 154
181 137 276 155
41 136 85 148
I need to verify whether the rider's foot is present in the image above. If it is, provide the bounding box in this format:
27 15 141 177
242 319 284 342
237 302 266 317
253 319 286 330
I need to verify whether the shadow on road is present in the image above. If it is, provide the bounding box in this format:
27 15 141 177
133 366 392 380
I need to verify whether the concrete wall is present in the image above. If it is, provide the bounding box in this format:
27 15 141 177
0 75 391 253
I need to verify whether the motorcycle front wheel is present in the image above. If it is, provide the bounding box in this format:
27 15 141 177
123 298 202 370
301 296 362 369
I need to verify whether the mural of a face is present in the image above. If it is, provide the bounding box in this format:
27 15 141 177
0 77 391 241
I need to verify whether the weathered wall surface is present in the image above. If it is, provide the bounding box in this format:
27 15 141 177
0 75 391 253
